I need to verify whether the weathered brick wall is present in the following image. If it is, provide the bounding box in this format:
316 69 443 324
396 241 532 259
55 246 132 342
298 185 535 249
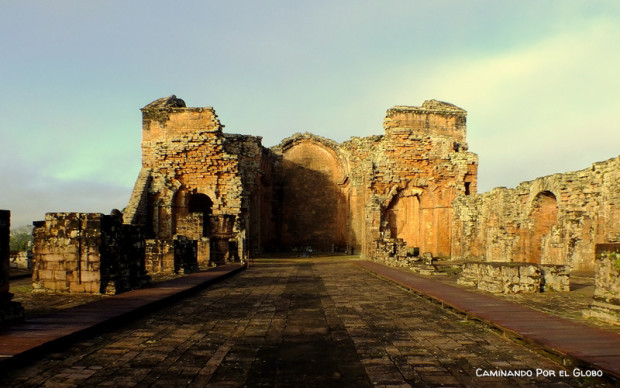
343 101 478 259
32 213 149 294
127 96 270 263
1 209 24 324
452 156 620 271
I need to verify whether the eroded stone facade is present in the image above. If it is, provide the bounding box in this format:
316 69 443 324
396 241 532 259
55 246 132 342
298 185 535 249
124 96 478 262
452 156 620 271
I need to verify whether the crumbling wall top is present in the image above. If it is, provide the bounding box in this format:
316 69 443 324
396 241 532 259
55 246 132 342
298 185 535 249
271 132 342 155
141 95 187 110
141 95 222 140
383 99 467 141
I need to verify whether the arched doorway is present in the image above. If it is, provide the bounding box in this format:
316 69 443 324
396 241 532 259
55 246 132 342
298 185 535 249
527 191 559 264
188 193 213 237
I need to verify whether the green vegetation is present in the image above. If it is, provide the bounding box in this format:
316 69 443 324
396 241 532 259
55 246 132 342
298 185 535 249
9 225 33 252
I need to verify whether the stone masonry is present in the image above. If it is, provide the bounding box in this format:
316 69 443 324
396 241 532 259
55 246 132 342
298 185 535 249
457 262 569 293
31 96 618 299
32 212 150 294
452 156 620 271
124 96 478 263
585 243 620 323
123 96 269 268
0 210 24 325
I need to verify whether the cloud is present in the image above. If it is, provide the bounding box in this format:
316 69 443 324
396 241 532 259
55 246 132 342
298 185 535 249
0 159 133 228
399 18 620 191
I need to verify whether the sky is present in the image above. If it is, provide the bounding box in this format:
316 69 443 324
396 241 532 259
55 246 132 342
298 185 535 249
1 1 619 227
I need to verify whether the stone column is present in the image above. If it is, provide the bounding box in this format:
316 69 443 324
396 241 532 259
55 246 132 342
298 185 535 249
585 243 620 324
0 210 24 325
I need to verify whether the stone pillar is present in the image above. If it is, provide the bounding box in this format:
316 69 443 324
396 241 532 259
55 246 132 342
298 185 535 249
0 210 24 325
197 237 211 269
585 243 620 324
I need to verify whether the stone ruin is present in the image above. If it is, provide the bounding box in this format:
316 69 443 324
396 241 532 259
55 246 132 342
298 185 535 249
31 212 150 294
0 210 24 325
121 96 477 268
27 95 620 314
452 156 620 271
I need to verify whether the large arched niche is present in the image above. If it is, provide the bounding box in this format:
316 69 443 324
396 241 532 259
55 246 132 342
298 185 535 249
526 191 560 264
386 193 421 249
278 140 348 251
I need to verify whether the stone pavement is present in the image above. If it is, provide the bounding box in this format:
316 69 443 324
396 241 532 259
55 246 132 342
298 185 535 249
356 261 620 380
0 256 613 387
0 265 244 367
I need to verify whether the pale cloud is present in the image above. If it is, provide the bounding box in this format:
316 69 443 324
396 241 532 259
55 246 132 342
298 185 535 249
403 18 620 191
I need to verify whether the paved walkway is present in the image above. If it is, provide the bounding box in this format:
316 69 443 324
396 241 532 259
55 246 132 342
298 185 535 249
356 260 620 380
0 264 244 368
0 257 613 387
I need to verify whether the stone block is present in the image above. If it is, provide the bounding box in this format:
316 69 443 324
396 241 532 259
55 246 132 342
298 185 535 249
585 244 620 324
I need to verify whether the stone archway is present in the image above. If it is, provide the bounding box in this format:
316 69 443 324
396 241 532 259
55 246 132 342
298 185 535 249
188 193 213 237
278 140 348 251
527 191 559 264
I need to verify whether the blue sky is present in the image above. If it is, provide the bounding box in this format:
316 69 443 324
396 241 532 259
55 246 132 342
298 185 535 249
1 1 619 227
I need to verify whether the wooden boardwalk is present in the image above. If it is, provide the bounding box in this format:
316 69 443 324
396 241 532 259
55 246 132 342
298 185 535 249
355 260 620 380
0 264 244 370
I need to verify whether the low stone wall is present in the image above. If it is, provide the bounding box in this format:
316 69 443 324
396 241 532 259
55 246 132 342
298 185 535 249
585 244 620 324
32 213 150 294
145 236 199 275
0 210 24 325
457 262 569 293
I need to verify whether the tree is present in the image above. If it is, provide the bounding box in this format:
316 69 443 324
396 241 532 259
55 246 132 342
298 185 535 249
10 225 33 252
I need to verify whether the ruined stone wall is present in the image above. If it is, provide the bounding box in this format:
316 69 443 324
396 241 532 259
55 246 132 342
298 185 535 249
125 97 477 259
224 133 275 255
127 96 274 262
32 213 149 294
452 156 620 271
343 101 478 259
139 96 241 240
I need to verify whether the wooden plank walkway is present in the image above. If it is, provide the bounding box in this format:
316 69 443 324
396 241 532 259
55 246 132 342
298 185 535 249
0 264 244 370
355 260 620 380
